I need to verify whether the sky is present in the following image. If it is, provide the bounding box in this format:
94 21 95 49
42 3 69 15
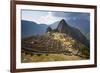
21 9 90 25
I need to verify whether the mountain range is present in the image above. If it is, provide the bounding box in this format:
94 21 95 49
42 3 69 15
22 19 89 36
21 20 48 38
21 19 90 47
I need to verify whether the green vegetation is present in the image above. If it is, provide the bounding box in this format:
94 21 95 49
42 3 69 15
21 53 83 63
46 26 52 32
79 44 90 59
85 33 90 40
21 31 90 63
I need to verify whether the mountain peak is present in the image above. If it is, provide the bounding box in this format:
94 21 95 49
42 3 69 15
59 19 67 25
57 19 69 33
61 19 66 22
56 19 90 48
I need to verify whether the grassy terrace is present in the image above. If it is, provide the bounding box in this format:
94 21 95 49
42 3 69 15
21 53 83 63
21 32 90 63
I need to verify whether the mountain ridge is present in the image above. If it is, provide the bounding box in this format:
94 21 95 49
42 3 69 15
56 19 90 48
21 19 90 48
21 20 48 38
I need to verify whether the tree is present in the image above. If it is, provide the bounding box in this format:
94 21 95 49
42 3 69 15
46 26 52 32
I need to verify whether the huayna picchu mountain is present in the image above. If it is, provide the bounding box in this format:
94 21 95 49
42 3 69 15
56 19 90 48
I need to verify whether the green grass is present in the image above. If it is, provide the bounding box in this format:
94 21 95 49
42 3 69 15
21 53 86 63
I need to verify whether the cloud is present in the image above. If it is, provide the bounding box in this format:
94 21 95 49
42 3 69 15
22 10 64 25
52 12 90 21
22 10 90 25
33 11 64 24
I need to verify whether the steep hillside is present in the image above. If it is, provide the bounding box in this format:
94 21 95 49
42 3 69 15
56 19 90 48
21 20 48 38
